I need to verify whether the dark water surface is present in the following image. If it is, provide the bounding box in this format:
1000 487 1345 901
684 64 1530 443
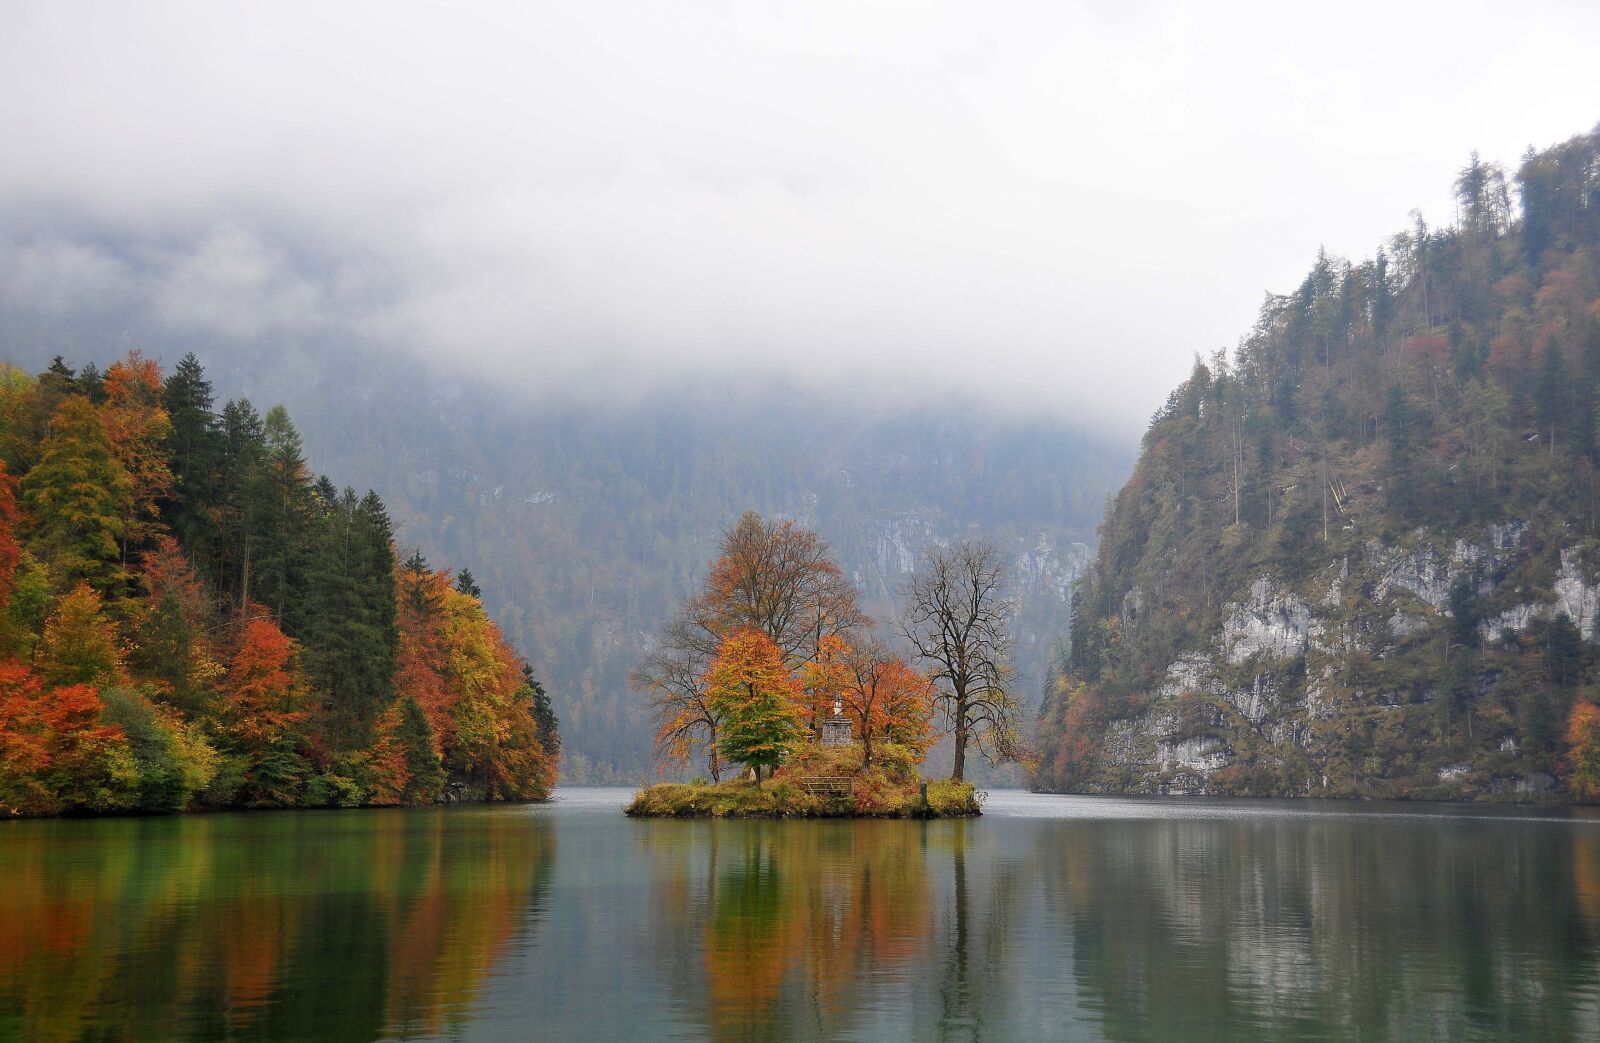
4 788 1600 1041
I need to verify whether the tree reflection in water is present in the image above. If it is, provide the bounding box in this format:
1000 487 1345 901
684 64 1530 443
0 807 554 1042
636 805 1600 1042
6 797 1600 1041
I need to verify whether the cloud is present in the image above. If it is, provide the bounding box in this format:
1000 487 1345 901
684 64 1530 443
152 223 328 339
1 1 1597 430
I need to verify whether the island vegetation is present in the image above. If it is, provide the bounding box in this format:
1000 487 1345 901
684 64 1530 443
1036 125 1600 802
627 511 1020 817
0 352 558 816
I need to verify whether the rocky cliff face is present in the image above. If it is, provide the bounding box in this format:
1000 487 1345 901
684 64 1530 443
1055 517 1600 799
1034 126 1600 802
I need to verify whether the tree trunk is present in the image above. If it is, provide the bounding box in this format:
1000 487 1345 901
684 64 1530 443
951 698 968 782
708 727 721 783
240 539 251 618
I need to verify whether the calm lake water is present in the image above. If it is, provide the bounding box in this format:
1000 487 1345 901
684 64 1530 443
4 789 1600 1041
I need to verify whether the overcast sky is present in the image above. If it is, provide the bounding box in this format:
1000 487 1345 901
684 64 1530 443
1 2 1596 431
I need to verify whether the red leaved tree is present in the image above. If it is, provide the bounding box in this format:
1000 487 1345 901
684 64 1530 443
0 661 129 815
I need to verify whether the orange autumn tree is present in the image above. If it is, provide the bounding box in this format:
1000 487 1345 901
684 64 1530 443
800 635 934 768
693 511 866 664
100 349 173 557
1567 701 1600 802
638 512 865 780
218 615 311 806
0 661 133 815
394 559 555 801
395 564 455 745
842 640 935 768
798 634 853 732
703 629 804 785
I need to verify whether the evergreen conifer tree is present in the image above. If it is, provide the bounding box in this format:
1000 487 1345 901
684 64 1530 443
302 488 397 746
160 353 223 566
522 662 561 762
397 696 444 803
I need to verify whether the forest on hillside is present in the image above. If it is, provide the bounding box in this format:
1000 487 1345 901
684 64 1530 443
1038 125 1600 800
0 353 558 816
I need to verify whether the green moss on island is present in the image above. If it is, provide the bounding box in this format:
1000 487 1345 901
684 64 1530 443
625 743 980 819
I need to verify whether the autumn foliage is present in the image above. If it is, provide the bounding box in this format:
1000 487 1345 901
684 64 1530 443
1567 701 1600 802
639 510 938 787
704 629 805 783
0 661 130 815
0 351 558 815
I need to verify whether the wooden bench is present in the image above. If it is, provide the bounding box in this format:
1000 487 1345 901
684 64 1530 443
797 776 853 797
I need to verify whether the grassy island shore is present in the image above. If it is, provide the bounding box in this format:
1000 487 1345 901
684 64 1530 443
625 744 980 819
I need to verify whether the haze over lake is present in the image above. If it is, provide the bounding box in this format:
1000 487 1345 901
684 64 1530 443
4 789 1599 1041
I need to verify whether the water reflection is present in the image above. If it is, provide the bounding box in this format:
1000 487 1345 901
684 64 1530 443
3 793 1600 1041
1032 814 1600 1041
0 808 554 1041
621 798 1600 1041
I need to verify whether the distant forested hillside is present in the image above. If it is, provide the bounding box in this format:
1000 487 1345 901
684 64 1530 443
0 326 1130 781
252 380 1127 782
1038 125 1600 801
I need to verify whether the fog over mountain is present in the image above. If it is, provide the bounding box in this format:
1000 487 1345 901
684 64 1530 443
3 2 1597 781
5 2 1598 429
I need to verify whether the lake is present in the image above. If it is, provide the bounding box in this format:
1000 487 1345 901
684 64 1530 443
3 788 1600 1041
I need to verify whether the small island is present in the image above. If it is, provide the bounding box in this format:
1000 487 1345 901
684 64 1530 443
627 735 980 819
628 513 1023 819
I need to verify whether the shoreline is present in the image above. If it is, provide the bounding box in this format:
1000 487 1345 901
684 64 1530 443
624 777 982 819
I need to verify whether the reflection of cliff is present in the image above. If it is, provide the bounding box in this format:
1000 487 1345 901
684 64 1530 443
0 809 555 1042
1043 817 1600 1040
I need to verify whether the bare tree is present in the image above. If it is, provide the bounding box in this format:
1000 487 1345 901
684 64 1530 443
898 541 1024 781
631 614 723 781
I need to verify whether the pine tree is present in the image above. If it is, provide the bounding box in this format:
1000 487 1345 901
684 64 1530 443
161 353 223 566
131 591 195 706
216 400 266 608
33 357 79 431
455 568 481 598
256 406 315 630
521 661 561 762
397 696 445 803
301 487 397 747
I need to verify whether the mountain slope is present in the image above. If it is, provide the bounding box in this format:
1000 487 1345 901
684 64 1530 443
1035 126 1600 800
